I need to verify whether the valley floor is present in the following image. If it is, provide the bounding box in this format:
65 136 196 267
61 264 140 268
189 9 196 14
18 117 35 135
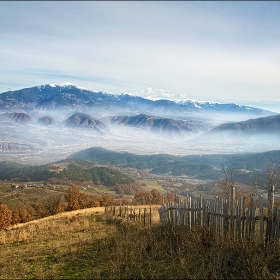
2 137 280 165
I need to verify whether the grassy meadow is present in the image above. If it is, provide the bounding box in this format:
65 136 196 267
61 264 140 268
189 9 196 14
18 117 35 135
0 206 280 279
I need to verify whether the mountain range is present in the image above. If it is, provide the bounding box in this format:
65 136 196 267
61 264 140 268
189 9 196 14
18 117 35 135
197 114 280 143
0 83 279 161
0 83 274 119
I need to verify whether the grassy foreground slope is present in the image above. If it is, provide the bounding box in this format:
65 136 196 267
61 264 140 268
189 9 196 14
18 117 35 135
0 208 279 279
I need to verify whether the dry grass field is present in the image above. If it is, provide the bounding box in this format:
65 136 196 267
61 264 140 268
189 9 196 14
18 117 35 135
0 205 280 279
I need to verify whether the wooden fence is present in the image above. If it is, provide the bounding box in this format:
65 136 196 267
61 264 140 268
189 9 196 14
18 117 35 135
159 188 280 246
104 205 158 226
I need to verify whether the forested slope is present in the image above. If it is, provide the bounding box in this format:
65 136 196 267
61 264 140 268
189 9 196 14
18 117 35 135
0 158 134 186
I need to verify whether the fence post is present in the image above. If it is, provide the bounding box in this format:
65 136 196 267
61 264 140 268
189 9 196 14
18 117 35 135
259 195 264 245
119 201 122 217
251 197 256 242
275 209 280 242
229 186 235 239
223 199 229 237
144 208 147 225
125 205 128 219
268 185 275 212
198 195 202 227
158 192 279 247
266 185 275 244
236 198 241 241
150 205 152 226
271 206 278 243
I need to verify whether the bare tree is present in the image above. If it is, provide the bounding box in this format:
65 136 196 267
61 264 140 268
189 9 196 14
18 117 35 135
255 159 280 243
43 193 64 215
219 166 236 199
257 159 280 210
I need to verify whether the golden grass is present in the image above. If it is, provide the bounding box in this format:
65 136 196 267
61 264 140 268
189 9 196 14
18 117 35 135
0 207 113 279
0 205 280 279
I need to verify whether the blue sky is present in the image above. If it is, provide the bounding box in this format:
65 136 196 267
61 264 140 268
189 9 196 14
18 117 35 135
1 1 280 112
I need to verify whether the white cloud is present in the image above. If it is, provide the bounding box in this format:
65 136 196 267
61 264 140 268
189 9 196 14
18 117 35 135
129 87 175 100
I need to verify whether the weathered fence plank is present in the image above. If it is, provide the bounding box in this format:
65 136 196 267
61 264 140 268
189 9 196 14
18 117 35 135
259 195 264 244
158 191 280 245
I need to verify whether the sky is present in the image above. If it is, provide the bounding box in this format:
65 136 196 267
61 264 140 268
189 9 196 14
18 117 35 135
1 1 280 112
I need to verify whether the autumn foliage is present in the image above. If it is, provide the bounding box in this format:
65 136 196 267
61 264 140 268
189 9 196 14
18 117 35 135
0 203 12 230
0 186 171 230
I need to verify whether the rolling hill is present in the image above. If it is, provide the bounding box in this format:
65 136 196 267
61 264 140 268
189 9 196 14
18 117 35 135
0 158 134 186
70 147 280 184
2 112 32 123
65 113 107 132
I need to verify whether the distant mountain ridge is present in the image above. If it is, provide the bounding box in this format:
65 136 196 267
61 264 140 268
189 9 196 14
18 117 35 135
1 83 279 159
106 113 208 136
0 83 275 120
197 114 280 142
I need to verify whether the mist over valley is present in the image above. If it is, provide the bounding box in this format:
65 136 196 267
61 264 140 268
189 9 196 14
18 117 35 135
0 83 279 165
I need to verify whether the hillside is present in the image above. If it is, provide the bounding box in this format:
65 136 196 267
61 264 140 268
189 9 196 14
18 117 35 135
38 116 56 126
69 147 219 179
198 114 280 142
0 209 278 279
106 113 208 136
2 112 32 123
70 147 280 184
0 158 134 186
65 113 107 132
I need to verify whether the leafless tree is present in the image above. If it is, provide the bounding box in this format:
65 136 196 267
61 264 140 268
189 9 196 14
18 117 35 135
256 159 280 211
219 166 236 199
43 193 64 215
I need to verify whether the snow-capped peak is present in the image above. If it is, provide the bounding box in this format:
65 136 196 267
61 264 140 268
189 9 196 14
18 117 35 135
60 82 75 87
176 99 220 106
76 86 89 90
58 83 89 90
